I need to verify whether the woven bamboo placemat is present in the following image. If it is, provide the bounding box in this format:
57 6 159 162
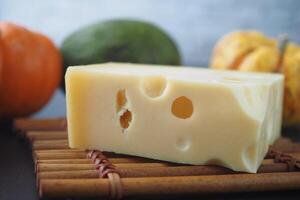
13 118 300 199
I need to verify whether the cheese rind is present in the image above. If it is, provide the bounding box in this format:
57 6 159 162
66 62 284 173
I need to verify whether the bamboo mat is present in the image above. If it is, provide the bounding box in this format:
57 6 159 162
14 118 300 199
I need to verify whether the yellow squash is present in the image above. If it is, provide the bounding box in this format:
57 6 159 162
211 31 300 126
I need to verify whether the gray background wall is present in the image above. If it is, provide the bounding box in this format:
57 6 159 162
1 0 300 118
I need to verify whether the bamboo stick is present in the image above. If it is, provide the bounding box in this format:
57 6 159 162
37 163 96 172
37 163 173 172
32 149 85 161
26 131 68 141
39 172 300 198
35 160 281 179
14 118 66 132
37 163 290 180
36 157 159 164
39 178 109 198
32 139 69 150
34 151 87 160
262 159 274 164
34 149 84 154
37 159 92 164
34 159 279 173
39 170 99 179
273 137 300 152
33 150 147 160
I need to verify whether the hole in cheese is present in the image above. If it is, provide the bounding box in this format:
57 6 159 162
176 137 190 151
116 89 127 112
141 76 167 98
116 89 132 132
120 109 132 132
172 96 193 119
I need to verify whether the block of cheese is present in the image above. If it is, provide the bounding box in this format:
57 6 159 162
65 62 284 173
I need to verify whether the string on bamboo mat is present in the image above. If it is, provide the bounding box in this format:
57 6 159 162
268 148 300 171
87 150 123 199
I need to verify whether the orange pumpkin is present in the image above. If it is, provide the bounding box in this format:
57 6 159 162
0 22 62 119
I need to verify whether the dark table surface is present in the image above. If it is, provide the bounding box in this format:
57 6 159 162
1 121 300 200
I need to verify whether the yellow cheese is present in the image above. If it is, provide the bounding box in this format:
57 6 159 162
66 62 284 173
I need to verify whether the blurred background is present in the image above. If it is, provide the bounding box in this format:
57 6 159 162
1 0 300 118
